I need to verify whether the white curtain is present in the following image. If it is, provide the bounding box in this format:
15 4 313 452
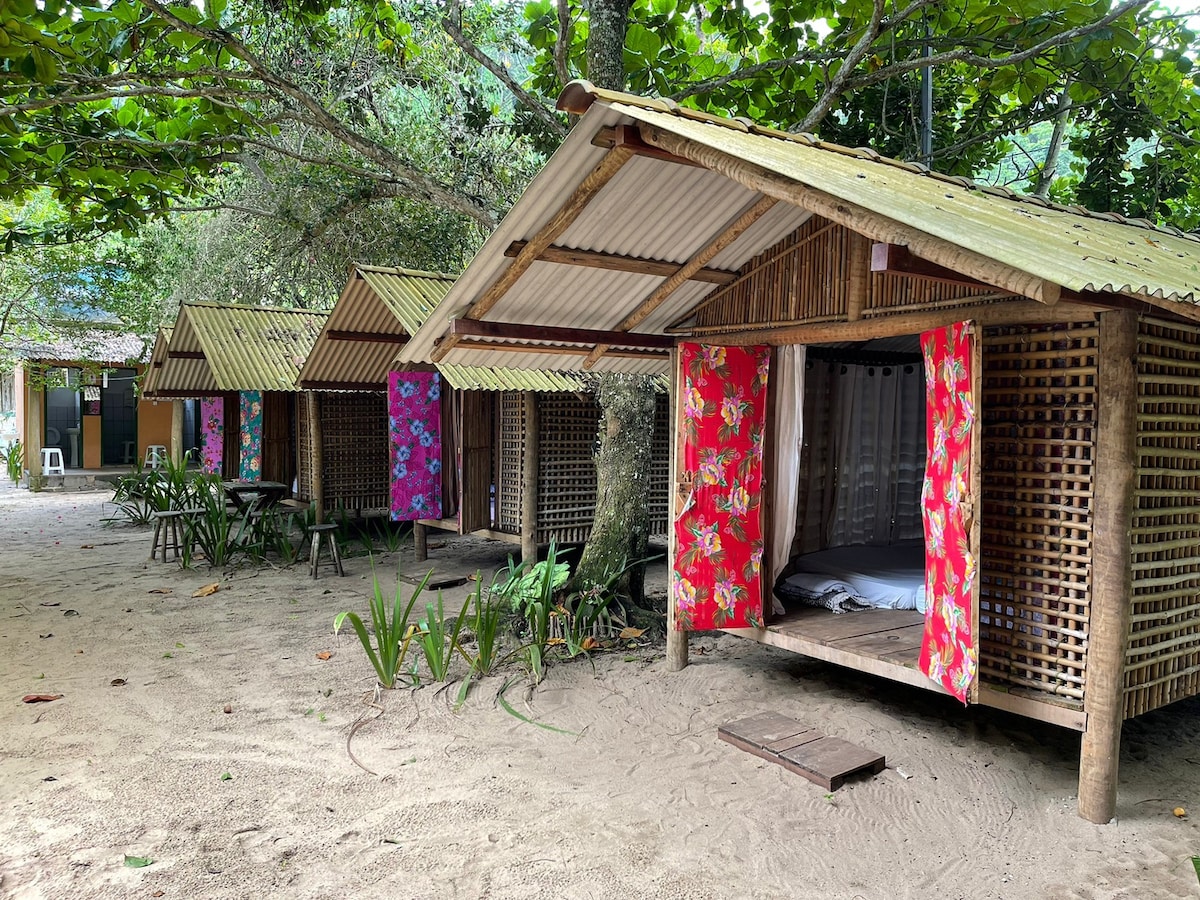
769 345 806 616
825 361 924 547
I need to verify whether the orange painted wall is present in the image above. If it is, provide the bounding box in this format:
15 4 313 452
83 416 102 468
137 397 173 458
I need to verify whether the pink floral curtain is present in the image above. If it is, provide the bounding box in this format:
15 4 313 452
200 397 223 475
918 323 978 703
672 343 770 631
238 391 263 481
388 372 442 521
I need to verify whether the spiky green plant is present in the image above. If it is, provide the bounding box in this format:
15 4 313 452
334 563 430 689
1 440 23 484
415 589 470 682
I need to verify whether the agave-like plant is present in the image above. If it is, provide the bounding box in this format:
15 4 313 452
334 562 431 689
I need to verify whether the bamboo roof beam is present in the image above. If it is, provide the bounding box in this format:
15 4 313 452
583 195 778 369
449 317 674 349
432 145 637 363
640 123 1066 307
326 330 409 344
503 241 738 285
453 339 668 361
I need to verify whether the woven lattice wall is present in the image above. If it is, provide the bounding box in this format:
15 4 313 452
977 321 1098 706
297 392 388 514
496 391 670 544
1125 317 1200 717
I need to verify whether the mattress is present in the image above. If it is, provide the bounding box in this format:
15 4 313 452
775 542 927 613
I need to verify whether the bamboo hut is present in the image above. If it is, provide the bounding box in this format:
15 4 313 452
396 81 1200 823
297 265 671 559
143 303 324 495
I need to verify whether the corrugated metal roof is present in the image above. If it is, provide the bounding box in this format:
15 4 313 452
173 303 325 392
299 265 603 392
10 327 149 365
140 327 171 396
401 82 1200 375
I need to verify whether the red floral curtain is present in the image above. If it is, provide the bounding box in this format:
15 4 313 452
672 343 770 631
918 323 978 703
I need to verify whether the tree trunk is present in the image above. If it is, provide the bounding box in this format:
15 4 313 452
570 0 658 604
583 0 632 91
573 373 657 602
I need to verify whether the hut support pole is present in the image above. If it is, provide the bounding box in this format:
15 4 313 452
170 400 185 464
306 391 325 525
1079 309 1138 824
521 392 539 565
26 368 44 488
414 523 428 562
666 346 688 671
845 232 871 322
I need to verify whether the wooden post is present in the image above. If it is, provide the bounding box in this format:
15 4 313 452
521 392 539 565
666 346 688 671
414 523 428 562
306 391 325 524
26 366 44 488
170 400 185 464
845 232 871 322
1079 309 1138 824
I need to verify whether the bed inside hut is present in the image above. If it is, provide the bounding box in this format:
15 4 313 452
753 336 938 693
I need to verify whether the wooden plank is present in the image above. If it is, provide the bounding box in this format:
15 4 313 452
167 350 206 360
326 330 409 344
777 736 887 791
591 124 707 169
833 626 926 661
504 240 737 285
451 339 669 361
583 195 779 368
772 608 925 644
450 317 674 349
666 345 688 672
433 145 637 363
298 379 385 392
719 714 886 792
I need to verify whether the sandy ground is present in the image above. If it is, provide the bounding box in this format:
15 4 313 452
2 483 1200 899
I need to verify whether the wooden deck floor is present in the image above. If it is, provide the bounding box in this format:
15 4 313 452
724 606 1089 730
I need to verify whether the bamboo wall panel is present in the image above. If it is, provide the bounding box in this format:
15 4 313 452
497 392 526 535
688 218 1003 332
1126 317 1200 717
496 390 671 544
978 322 1097 706
297 392 388 514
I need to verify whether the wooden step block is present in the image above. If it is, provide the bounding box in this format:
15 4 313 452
399 570 468 590
719 713 886 791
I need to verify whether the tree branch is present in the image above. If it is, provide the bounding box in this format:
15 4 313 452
441 0 567 140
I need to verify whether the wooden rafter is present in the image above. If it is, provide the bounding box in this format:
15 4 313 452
431 145 637 364
167 350 206 360
591 124 705 169
326 330 409 344
640 123 1066 307
298 379 385 391
583 195 778 368
449 317 674 349
870 243 995 290
503 241 737 285
453 339 668 361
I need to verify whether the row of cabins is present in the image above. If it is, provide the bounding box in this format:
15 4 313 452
137 266 670 557
378 81 1200 823
12 80 1200 823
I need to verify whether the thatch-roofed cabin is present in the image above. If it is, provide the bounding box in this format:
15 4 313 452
298 265 671 559
398 81 1200 823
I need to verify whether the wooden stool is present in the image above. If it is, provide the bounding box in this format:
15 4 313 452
150 510 186 561
308 523 344 579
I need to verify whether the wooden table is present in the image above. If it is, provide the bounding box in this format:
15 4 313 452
222 480 289 510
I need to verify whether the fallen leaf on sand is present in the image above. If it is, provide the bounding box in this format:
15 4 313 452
581 636 599 650
22 694 63 703
80 544 93 549
315 651 333 661
1175 807 1187 817
192 583 220 598
123 854 153 868
152 892 165 898
223 704 232 714
618 627 645 639
39 602 60 607
63 609 79 617
546 637 565 646
148 588 172 595
39 633 52 639
110 678 126 687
